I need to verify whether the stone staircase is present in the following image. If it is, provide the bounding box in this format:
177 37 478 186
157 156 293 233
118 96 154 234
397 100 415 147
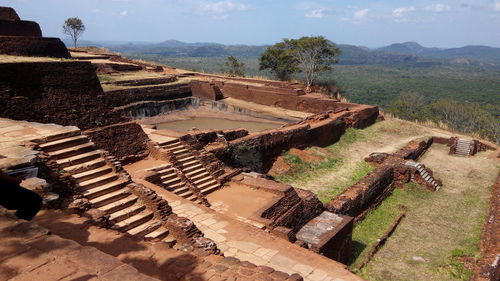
157 139 221 202
406 161 441 191
38 131 176 244
455 138 473 157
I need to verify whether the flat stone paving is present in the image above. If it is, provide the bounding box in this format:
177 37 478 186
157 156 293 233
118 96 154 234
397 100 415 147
133 178 364 281
0 208 159 281
0 118 78 170
31 209 302 281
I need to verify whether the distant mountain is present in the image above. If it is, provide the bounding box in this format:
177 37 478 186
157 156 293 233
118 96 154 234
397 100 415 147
377 42 500 64
69 39 500 67
378 41 441 54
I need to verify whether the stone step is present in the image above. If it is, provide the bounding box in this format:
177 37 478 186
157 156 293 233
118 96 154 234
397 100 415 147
115 211 154 232
178 190 194 198
159 139 179 146
160 173 178 181
145 227 170 241
424 175 431 181
63 158 106 174
168 182 185 190
198 180 217 189
48 142 96 160
90 189 132 208
109 204 146 222
150 164 172 172
99 195 138 214
181 160 199 168
42 129 81 143
168 146 186 152
190 171 210 181
163 234 177 246
157 168 175 177
172 148 189 154
177 155 195 163
201 184 221 195
185 167 205 176
173 186 190 195
185 194 198 202
39 135 89 152
73 166 113 183
163 177 182 186
78 173 119 190
82 179 128 200
128 220 162 237
173 151 190 158
193 176 214 186
56 150 103 168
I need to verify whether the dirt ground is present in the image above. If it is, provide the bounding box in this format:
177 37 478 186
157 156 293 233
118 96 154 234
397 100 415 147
206 182 280 227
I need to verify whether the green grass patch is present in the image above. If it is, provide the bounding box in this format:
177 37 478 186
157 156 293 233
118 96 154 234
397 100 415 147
275 152 342 184
440 252 474 281
327 128 375 155
317 161 374 203
351 183 432 269
97 74 114 82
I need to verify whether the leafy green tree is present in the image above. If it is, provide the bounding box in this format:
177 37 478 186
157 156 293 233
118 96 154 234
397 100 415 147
219 56 245 77
259 42 297 81
63 17 85 48
259 36 341 90
388 92 427 120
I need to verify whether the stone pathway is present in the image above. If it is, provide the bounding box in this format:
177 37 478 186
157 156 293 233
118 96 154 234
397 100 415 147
138 182 364 281
0 208 159 281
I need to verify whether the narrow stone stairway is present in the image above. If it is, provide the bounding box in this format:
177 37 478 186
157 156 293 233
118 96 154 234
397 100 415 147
455 138 473 157
159 139 221 199
38 131 176 244
406 161 441 191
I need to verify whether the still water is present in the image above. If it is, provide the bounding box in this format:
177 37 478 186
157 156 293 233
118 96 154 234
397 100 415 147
156 117 283 133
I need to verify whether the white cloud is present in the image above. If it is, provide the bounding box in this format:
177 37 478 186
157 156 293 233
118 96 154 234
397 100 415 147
393 6 415 21
198 0 250 15
305 9 327 18
425 4 451 12
120 10 128 16
495 2 500 11
354 8 369 19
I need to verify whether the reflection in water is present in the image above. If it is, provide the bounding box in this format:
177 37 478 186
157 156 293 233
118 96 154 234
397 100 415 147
156 117 283 133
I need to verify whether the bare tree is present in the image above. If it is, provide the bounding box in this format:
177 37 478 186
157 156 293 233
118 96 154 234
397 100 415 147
287 36 341 91
63 17 85 48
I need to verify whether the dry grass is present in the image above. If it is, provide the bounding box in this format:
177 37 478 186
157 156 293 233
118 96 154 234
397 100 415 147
358 144 498 281
0 55 73 63
101 78 190 92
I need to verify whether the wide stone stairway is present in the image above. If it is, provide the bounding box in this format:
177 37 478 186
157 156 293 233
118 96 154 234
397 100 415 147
157 139 221 201
38 131 176 243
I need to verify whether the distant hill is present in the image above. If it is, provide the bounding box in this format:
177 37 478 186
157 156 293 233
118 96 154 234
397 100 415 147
69 39 500 68
378 41 500 64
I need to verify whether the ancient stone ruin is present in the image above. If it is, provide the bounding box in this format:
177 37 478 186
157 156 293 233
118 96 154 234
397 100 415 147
0 7 498 281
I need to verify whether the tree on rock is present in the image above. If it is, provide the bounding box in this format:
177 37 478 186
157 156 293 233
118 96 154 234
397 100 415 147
219 56 246 77
259 36 341 91
63 17 85 48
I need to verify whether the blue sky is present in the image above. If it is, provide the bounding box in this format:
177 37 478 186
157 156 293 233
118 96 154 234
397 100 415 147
5 0 500 47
